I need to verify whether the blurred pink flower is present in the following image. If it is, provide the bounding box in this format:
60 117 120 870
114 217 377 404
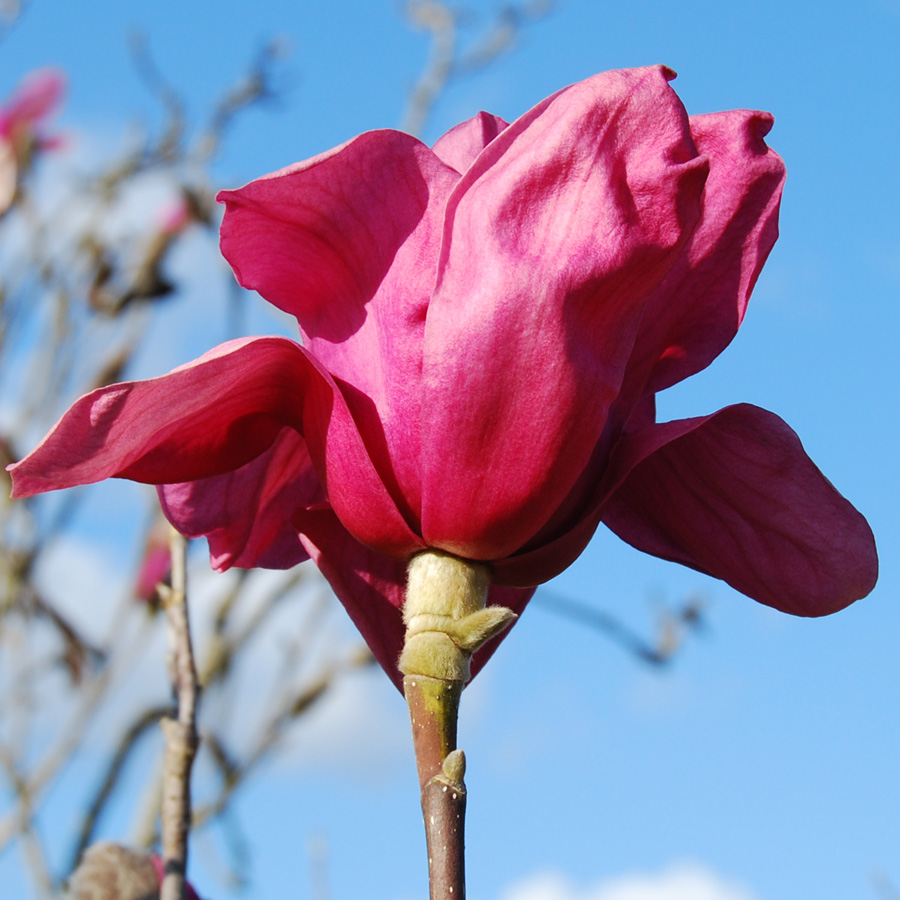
157 195 192 235
0 68 64 139
8 67 877 687
0 67 65 212
134 518 173 602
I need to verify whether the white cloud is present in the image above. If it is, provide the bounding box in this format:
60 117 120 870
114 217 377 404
276 662 409 777
498 863 761 900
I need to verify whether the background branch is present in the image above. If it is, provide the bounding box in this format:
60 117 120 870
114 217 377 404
158 529 198 900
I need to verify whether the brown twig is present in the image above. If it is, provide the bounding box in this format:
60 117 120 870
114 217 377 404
404 675 466 899
158 529 199 900
534 588 706 666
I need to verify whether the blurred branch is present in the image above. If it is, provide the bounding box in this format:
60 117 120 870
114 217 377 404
0 0 26 44
0 44 340 900
198 39 290 162
128 31 186 165
0 743 54 897
873 872 900 900
402 0 554 136
192 644 375 831
534 588 706 666
0 0 22 22
68 705 169 873
402 0 456 137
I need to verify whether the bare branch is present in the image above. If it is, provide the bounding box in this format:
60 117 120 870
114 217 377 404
68 705 170 874
159 529 199 900
533 588 706 666
401 0 554 136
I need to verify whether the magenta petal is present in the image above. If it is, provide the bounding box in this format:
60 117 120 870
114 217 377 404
9 336 422 560
9 338 309 494
602 404 878 616
421 66 710 560
296 508 411 691
431 111 509 173
159 428 322 571
631 110 786 396
219 132 460 526
218 131 456 345
297 507 534 691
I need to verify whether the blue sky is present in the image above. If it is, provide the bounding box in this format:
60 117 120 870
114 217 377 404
1 1 898 899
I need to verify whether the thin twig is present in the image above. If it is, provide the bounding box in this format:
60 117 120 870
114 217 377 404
158 529 199 900
534 588 705 666
0 744 55 896
192 645 374 829
68 704 169 872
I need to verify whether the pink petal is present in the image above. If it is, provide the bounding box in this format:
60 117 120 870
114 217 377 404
9 337 422 559
296 507 411 690
626 110 786 399
602 404 878 616
219 132 461 528
159 427 321 571
9 338 298 493
420 65 710 560
431 111 509 173
297 507 535 690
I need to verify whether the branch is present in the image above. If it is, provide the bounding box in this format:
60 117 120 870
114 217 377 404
534 588 706 666
158 529 199 900
401 0 555 137
402 0 457 137
68 705 170 873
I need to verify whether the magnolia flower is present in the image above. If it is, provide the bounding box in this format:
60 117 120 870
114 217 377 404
8 66 877 688
0 68 65 213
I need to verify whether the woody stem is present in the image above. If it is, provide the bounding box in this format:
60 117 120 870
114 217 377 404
400 551 517 900
404 675 466 899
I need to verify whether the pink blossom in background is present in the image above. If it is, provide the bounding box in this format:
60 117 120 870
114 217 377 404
8 66 877 689
0 67 65 212
157 195 192 236
134 518 173 603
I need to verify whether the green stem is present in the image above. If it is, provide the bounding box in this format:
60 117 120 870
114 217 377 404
400 551 516 900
